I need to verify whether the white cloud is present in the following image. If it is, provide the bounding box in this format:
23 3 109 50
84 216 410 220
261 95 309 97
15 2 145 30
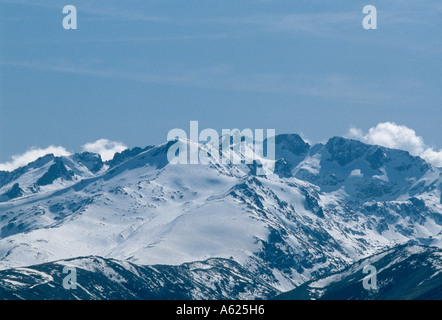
349 122 425 155
0 139 128 172
82 139 127 161
421 148 442 167
0 146 72 171
347 122 442 167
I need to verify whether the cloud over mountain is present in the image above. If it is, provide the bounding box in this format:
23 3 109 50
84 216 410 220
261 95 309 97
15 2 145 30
0 139 128 172
0 146 71 171
348 122 442 167
82 139 127 161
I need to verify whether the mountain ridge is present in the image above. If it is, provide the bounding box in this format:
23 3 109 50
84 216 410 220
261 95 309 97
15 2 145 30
0 133 441 298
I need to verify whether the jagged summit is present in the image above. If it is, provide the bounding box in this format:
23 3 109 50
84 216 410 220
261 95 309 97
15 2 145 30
0 133 441 298
274 134 310 155
325 136 371 166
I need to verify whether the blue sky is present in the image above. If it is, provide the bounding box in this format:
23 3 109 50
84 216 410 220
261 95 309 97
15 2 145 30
0 0 441 165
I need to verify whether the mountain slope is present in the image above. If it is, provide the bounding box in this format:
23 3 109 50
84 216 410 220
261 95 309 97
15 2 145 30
0 134 441 297
275 243 442 300
0 256 278 300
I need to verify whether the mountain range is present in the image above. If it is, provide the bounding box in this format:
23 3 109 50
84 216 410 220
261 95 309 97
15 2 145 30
0 134 441 299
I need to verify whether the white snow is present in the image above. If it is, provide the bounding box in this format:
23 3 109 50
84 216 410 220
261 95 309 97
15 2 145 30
0 136 441 293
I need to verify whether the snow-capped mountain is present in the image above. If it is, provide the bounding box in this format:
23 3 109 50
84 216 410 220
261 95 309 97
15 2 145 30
0 134 441 298
276 243 442 300
0 256 278 300
0 152 104 201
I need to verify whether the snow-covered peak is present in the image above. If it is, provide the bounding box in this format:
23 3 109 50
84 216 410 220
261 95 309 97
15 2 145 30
0 133 441 295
